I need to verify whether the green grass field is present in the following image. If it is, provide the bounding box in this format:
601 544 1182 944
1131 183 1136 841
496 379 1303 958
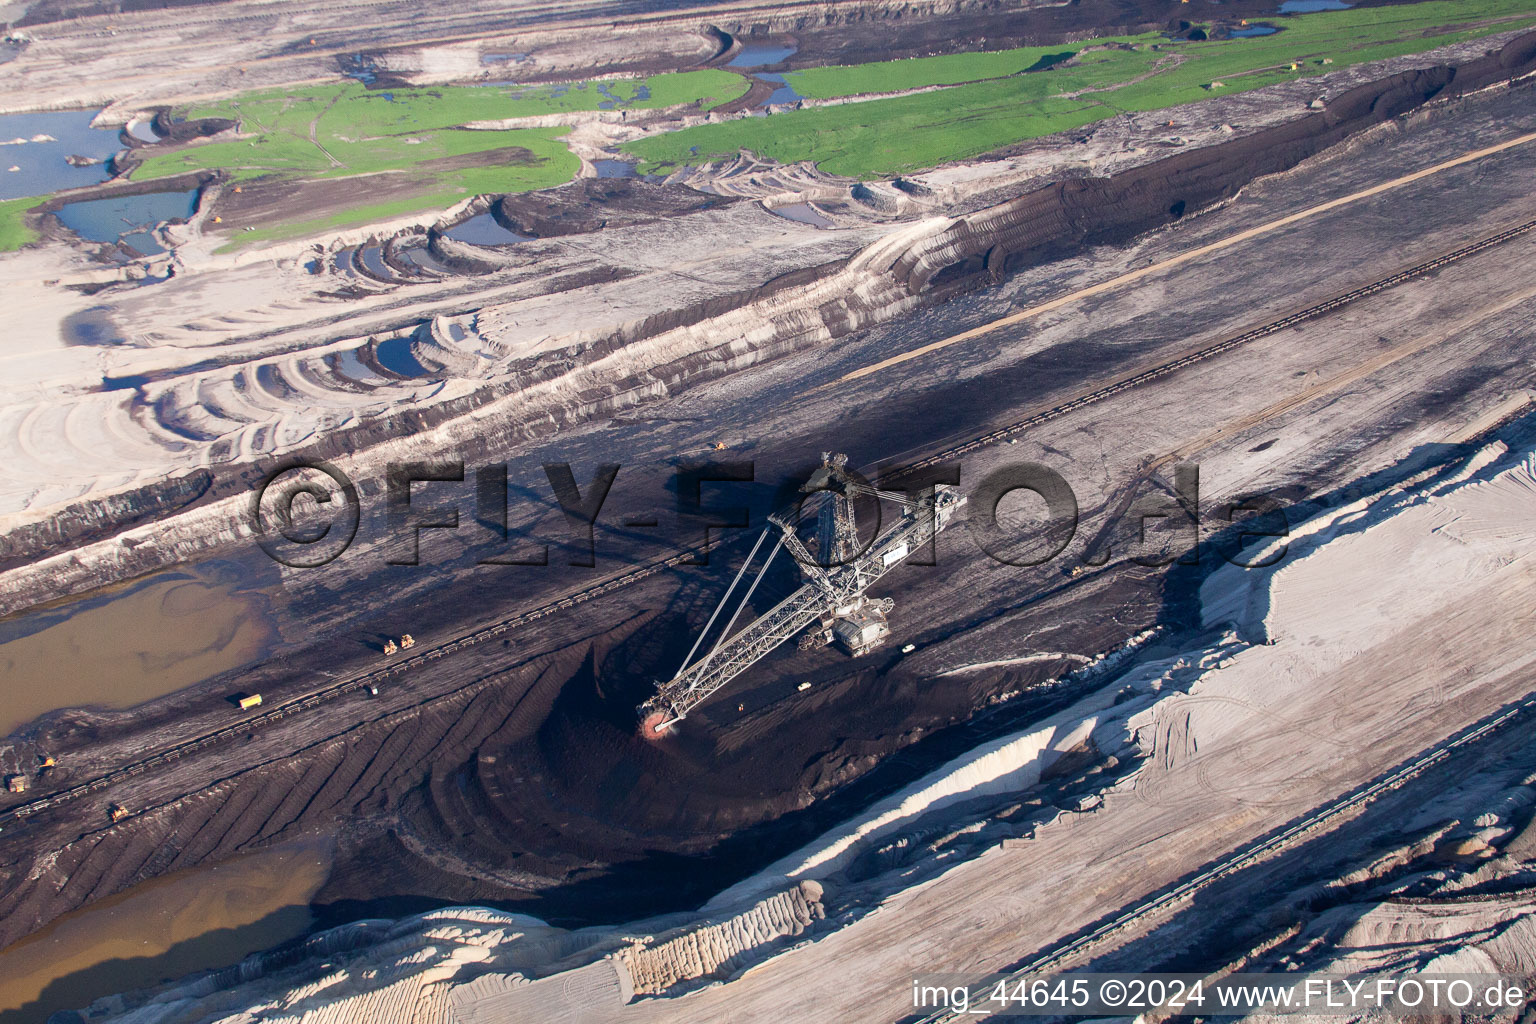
9 0 1535 253
141 69 747 183
220 134 582 249
624 0 1536 178
136 69 746 246
783 44 1099 98
0 196 42 253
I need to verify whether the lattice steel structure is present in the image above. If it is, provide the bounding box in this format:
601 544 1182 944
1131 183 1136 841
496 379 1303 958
638 454 964 733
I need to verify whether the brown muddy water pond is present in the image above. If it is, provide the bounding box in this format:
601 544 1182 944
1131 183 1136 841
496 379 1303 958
0 840 332 1022
0 567 278 736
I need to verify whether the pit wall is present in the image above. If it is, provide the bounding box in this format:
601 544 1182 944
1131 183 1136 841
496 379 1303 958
2 35 1534 614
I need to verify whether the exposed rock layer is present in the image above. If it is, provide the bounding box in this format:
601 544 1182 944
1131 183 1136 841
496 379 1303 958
6 33 1534 615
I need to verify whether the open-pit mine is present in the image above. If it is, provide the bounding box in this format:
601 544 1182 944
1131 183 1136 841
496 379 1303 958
2 0 1536 1020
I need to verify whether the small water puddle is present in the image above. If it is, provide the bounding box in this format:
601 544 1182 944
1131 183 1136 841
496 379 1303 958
395 245 450 274
332 345 385 383
770 202 833 227
53 188 199 254
374 334 430 376
62 305 126 346
729 41 798 67
1278 0 1350 9
125 118 160 144
754 72 803 106
1230 24 1280 36
356 244 391 278
340 53 382 86
442 211 531 246
593 158 639 178
594 81 648 110
0 567 277 737
0 840 332 1023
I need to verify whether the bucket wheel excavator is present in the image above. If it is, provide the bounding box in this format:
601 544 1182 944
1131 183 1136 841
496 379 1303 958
638 453 964 735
